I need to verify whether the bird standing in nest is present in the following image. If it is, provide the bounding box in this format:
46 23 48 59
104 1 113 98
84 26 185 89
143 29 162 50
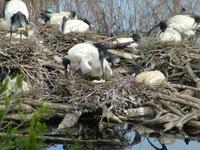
3 0 29 41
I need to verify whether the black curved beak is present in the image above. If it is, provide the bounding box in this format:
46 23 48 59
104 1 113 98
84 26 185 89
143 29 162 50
147 24 159 36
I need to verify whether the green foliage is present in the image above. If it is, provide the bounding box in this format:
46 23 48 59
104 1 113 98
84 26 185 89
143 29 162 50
0 74 48 150
16 74 24 90
0 76 9 94
15 111 47 150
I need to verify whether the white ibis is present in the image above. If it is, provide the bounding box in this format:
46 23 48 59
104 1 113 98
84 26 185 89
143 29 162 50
148 14 200 38
62 42 113 81
40 10 77 26
113 33 141 49
4 0 29 41
135 70 166 86
60 16 91 34
148 21 181 42
167 15 200 34
0 75 29 96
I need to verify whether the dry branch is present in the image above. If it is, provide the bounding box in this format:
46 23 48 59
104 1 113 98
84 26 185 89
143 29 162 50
0 132 121 145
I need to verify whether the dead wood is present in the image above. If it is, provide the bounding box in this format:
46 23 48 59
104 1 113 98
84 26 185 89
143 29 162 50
124 107 156 118
1 25 200 140
0 132 121 145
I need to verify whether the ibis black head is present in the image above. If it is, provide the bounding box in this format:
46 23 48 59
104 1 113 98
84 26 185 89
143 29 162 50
181 7 186 13
81 18 91 27
40 10 51 23
158 21 167 32
70 10 76 19
62 57 71 79
132 33 141 43
147 21 167 36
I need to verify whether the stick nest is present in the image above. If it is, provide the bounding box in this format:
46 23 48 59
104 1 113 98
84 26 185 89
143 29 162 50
1 25 200 138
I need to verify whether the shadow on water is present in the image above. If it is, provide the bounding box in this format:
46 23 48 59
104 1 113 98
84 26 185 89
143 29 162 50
45 122 200 150
46 132 200 150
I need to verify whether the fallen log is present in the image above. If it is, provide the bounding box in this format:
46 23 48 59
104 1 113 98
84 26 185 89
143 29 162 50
124 106 156 118
0 132 121 146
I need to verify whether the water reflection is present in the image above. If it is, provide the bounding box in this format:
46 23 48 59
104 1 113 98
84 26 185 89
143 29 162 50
46 130 200 150
125 131 200 150
47 144 63 150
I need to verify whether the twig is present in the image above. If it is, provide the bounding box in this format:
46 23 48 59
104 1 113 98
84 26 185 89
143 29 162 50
186 62 200 86
174 93 200 106
166 83 200 92
156 94 200 109
160 101 183 117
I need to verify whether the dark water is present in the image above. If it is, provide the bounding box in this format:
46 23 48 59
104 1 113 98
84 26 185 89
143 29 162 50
46 130 200 150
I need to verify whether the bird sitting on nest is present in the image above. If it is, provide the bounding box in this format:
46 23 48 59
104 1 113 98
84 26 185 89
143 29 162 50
147 21 181 43
40 10 77 26
113 33 141 50
147 14 200 42
135 70 166 86
130 65 166 86
0 69 29 96
60 16 92 34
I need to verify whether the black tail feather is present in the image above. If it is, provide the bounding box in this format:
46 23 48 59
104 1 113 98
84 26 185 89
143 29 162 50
194 15 200 23
40 10 51 23
11 11 28 28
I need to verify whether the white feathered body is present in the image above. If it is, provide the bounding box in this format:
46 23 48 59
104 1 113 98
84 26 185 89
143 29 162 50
4 0 29 27
48 12 72 25
61 19 90 34
113 37 138 49
167 15 198 33
135 70 165 86
157 27 181 42
1 76 29 96
0 18 9 31
183 29 196 36
67 43 112 77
